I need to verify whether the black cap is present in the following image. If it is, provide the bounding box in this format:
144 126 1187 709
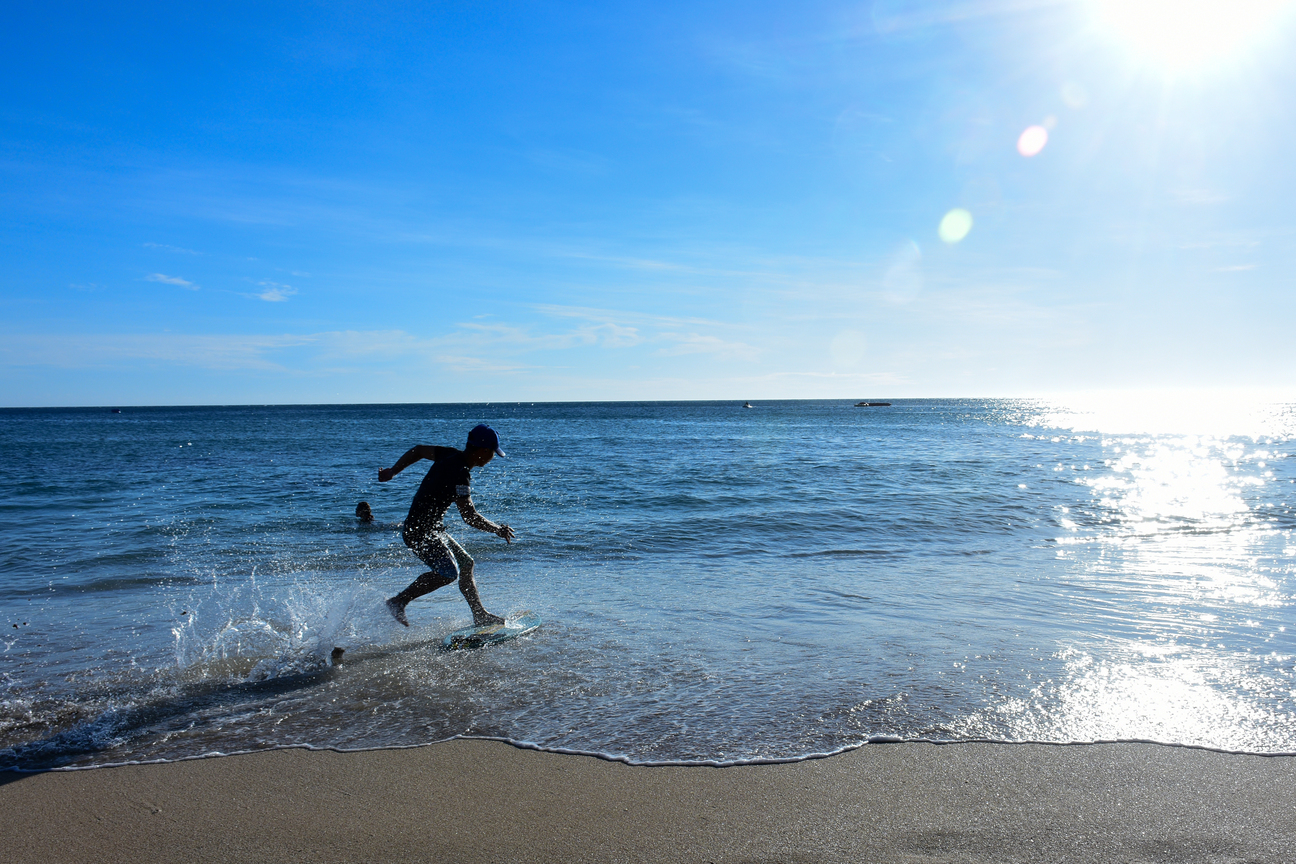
466 424 505 457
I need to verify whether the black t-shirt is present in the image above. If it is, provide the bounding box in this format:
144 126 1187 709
404 446 471 536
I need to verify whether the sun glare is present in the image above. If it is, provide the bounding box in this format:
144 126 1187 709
1093 0 1295 72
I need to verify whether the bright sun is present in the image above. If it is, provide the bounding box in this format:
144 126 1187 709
1093 0 1295 73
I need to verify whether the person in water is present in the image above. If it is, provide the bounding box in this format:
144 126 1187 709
378 424 515 627
355 501 374 523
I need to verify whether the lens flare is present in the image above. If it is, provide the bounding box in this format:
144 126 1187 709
1017 125 1048 157
938 209 973 244
1061 81 1089 109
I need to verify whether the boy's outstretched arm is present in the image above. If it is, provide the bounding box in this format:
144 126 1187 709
456 499 516 543
378 445 445 482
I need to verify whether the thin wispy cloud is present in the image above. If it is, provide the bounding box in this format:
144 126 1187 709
434 354 531 374
1180 238 1261 250
0 305 763 376
657 332 759 361
533 303 721 330
868 0 1066 34
1173 189 1231 205
534 303 758 358
311 326 598 365
0 333 313 371
143 242 201 255
256 281 297 302
451 320 640 352
146 273 199 290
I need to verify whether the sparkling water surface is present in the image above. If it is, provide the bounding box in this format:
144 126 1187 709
1 399 1293 769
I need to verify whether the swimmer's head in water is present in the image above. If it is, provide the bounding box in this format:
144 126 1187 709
355 501 373 523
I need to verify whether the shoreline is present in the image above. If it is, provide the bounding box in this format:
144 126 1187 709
11 732 1296 774
3 739 1293 863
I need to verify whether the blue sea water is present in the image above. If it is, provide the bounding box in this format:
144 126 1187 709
1 399 1293 770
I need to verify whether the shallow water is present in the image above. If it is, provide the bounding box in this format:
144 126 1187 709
1 399 1293 769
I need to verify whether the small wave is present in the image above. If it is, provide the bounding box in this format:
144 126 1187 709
457 734 1296 767
0 664 343 771
0 574 205 599
786 548 900 559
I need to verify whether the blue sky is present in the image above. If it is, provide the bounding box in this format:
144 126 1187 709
2 0 1294 406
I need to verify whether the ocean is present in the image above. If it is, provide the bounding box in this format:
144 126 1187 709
1 399 1293 770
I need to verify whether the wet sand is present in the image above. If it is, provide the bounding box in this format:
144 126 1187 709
2 739 1293 863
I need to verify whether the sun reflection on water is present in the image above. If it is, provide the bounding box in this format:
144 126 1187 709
1037 389 1296 439
979 648 1293 752
990 392 1295 750
1085 437 1261 534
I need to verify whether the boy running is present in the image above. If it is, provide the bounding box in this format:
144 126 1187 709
378 424 515 627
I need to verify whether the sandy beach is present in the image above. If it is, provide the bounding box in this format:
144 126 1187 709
2 739 1293 863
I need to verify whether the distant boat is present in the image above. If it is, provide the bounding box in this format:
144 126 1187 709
743 401 753 408
854 402 891 407
110 409 122 414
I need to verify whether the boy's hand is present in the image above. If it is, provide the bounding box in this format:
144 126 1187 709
498 525 515 543
378 467 395 482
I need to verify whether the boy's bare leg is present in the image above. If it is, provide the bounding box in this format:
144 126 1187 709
386 571 456 627
456 561 504 626
443 535 504 626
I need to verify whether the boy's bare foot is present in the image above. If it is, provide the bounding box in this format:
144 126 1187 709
474 610 505 627
386 598 410 627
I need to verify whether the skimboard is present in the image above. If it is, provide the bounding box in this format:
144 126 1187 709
442 610 542 651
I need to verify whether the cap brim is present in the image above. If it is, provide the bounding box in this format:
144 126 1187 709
495 447 506 458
